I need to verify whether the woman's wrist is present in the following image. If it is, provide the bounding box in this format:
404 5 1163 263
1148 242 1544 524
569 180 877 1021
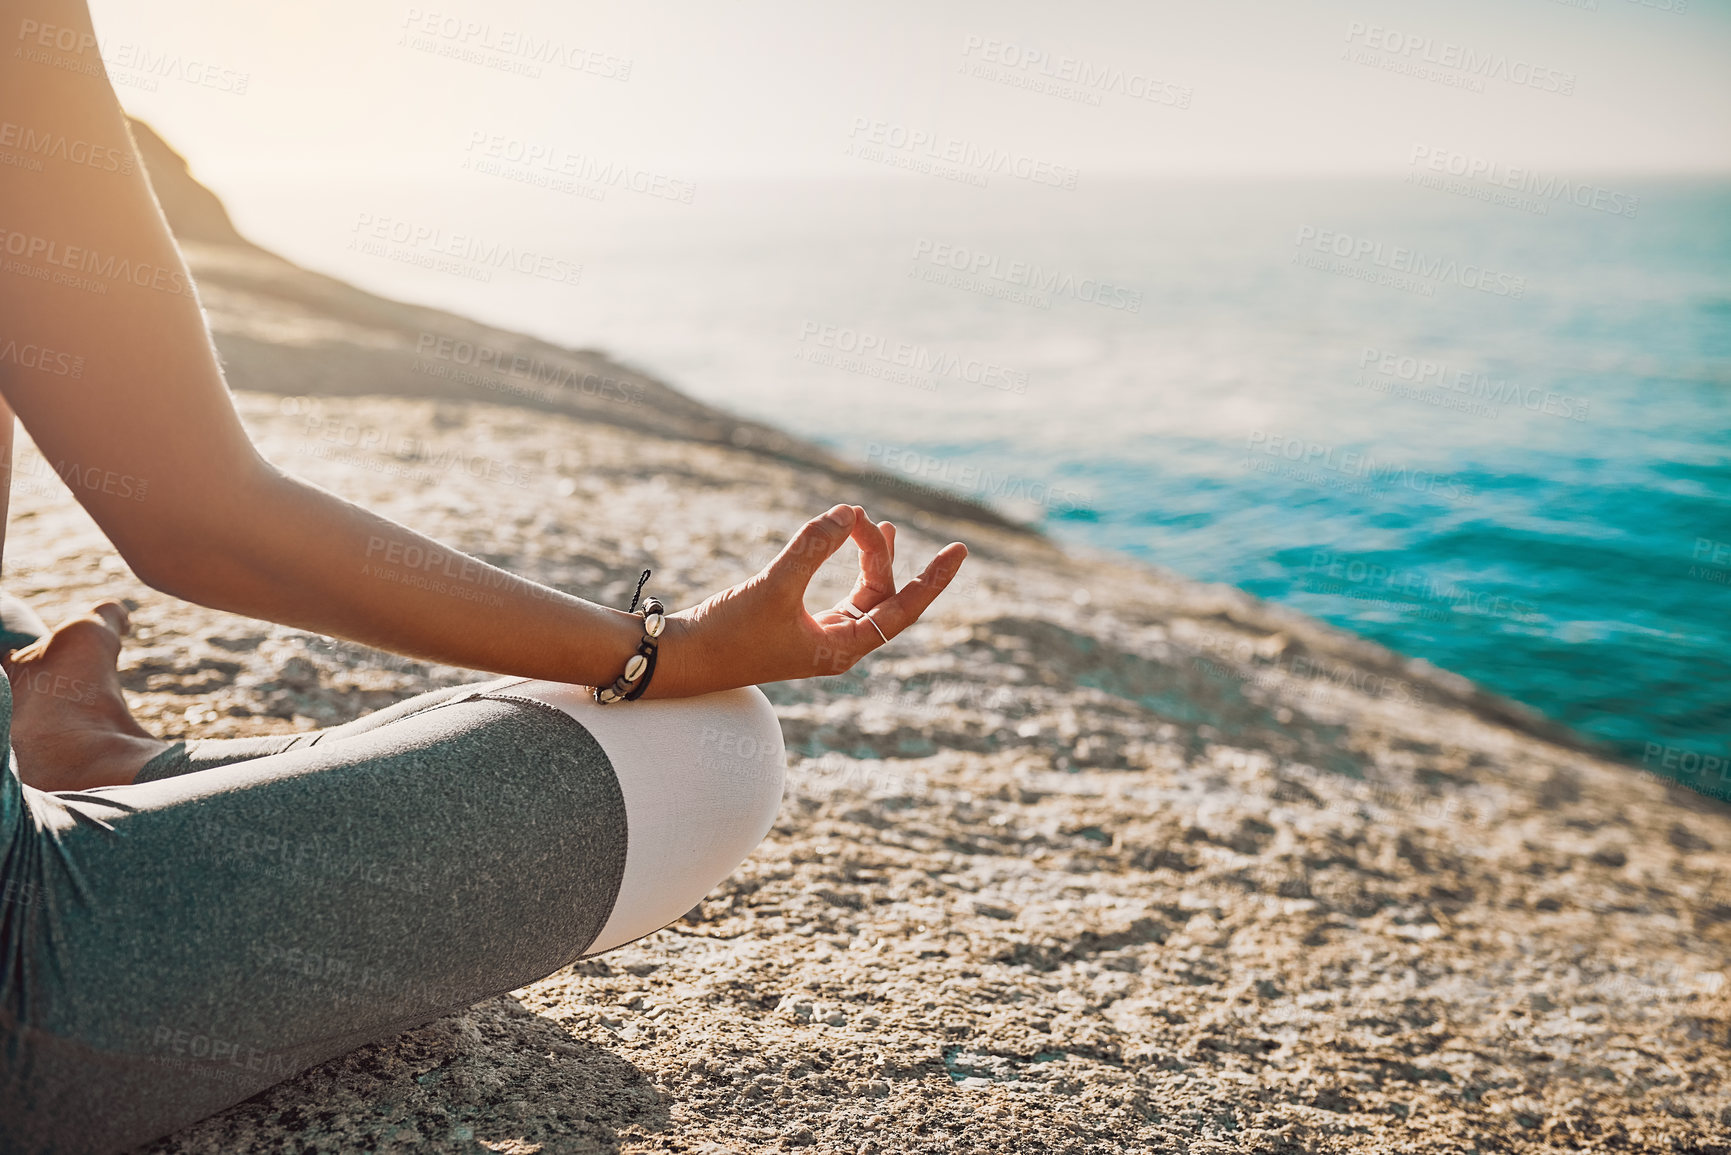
594 595 666 703
586 604 651 690
636 614 700 699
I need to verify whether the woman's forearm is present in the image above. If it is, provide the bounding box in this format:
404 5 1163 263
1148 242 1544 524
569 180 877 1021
166 463 648 688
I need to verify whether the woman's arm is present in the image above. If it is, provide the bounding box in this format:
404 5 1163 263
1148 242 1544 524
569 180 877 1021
0 1 965 697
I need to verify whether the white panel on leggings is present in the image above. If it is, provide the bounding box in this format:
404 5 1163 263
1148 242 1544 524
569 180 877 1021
479 680 786 955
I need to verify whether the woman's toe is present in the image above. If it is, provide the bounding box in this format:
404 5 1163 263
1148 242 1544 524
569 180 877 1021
88 601 131 637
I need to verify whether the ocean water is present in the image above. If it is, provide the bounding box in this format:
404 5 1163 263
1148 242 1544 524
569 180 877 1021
269 171 1731 789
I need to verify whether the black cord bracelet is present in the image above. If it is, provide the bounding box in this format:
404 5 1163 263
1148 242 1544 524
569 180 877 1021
595 569 664 704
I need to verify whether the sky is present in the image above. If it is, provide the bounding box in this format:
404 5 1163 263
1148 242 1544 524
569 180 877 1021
87 0 1731 192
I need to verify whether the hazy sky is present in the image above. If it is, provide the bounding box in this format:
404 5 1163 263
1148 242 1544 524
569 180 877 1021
87 0 1731 196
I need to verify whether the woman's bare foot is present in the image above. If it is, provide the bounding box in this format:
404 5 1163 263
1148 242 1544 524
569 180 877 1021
3 600 169 792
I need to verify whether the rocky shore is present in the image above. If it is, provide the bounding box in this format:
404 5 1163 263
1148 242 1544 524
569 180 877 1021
8 122 1726 1154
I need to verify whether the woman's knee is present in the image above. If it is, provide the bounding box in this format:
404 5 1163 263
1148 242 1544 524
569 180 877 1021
488 681 787 955
482 679 786 848
690 686 787 834
629 685 786 857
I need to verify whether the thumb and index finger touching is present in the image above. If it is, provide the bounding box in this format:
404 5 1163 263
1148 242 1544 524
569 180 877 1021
768 504 863 586
767 503 967 639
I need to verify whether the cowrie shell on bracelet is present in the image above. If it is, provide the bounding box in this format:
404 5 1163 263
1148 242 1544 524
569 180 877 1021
644 613 665 639
624 653 648 682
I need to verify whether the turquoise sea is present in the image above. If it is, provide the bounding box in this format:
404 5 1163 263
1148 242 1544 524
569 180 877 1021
295 170 1731 795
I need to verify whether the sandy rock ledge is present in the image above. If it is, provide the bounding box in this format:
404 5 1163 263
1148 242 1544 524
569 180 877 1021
9 389 1727 1154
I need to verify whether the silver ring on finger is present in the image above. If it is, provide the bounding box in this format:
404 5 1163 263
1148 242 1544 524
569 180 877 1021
860 612 891 647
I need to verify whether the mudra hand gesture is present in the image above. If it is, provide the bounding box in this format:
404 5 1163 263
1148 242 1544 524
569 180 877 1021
646 505 968 698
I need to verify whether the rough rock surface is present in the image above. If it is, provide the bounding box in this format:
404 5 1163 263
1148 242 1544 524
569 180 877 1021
6 128 1727 1154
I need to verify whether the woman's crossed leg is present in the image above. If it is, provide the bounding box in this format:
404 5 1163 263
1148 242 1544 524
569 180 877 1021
0 673 785 1155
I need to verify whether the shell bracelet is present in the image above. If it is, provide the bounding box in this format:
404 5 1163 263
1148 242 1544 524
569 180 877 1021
594 569 664 704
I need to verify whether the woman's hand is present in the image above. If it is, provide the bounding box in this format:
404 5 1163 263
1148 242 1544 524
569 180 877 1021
645 505 967 697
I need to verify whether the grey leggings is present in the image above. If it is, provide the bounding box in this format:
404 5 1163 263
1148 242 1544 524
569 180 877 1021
0 670 785 1154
